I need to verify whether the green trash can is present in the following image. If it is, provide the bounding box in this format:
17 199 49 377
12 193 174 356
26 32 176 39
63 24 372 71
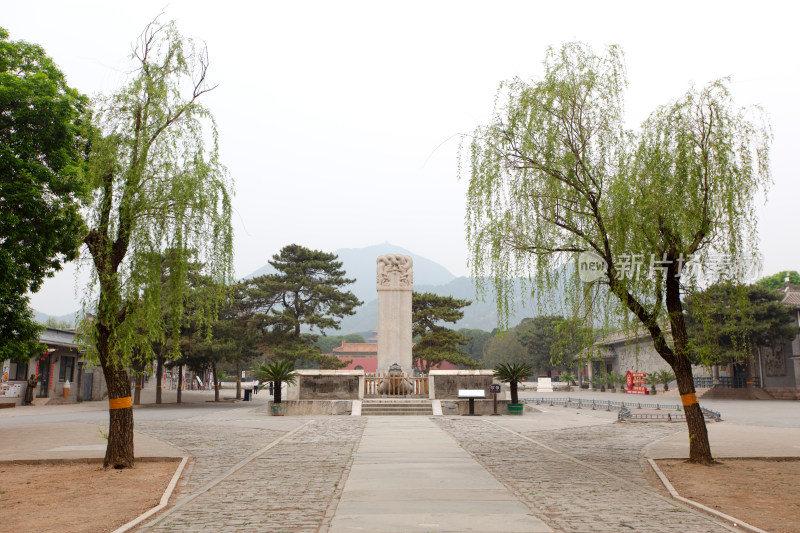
507 403 524 415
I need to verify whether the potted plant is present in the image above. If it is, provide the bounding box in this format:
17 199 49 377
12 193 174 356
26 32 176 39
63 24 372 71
591 372 606 392
612 371 626 393
646 372 658 394
255 360 298 415
493 362 531 415
560 371 575 392
657 369 676 392
605 372 616 392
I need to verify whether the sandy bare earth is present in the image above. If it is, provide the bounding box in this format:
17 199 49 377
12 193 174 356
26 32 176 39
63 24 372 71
3 457 798 532
0 459 180 533
657 458 800 533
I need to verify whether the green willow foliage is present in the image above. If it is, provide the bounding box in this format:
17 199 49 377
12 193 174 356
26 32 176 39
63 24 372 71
83 19 233 371
463 42 771 341
464 42 772 463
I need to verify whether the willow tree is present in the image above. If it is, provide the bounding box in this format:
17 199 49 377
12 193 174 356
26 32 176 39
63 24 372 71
464 43 770 464
83 19 233 468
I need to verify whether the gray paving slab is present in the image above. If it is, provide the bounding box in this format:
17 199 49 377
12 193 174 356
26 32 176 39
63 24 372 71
645 422 800 458
328 416 551 533
0 422 184 461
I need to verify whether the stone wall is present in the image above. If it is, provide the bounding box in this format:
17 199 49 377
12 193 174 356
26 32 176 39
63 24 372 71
439 399 520 415
299 375 360 400
429 370 495 399
286 370 364 401
267 400 353 415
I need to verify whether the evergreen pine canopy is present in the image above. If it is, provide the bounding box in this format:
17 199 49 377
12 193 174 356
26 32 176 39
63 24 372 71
412 292 478 371
246 244 362 367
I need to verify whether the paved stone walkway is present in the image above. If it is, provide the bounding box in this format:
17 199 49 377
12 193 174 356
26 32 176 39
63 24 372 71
328 417 550 533
435 418 737 533
136 417 366 532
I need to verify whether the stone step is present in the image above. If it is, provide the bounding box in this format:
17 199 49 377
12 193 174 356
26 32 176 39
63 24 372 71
361 405 433 413
362 407 433 413
362 411 433 416
700 386 775 400
362 402 431 406
361 400 433 416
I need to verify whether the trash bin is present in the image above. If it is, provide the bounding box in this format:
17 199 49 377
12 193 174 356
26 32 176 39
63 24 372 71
244 388 252 401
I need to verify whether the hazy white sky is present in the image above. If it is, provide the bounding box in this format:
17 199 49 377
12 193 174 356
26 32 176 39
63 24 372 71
8 1 800 316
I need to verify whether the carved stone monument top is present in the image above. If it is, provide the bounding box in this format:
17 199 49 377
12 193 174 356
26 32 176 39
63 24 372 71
376 254 413 290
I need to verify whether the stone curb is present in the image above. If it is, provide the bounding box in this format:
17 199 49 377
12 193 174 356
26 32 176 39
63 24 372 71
647 458 770 533
111 456 189 533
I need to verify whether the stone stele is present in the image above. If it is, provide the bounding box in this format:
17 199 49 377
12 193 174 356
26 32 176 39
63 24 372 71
376 254 413 374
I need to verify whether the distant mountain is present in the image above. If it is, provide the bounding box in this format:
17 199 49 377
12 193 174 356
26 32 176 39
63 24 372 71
33 309 80 328
335 275 570 334
246 242 456 305
246 243 580 333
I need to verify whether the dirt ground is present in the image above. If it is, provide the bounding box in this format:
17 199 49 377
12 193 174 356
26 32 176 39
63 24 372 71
0 459 180 533
657 458 800 533
3 457 798 532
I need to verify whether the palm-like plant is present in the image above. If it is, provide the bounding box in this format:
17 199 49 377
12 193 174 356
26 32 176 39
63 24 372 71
657 369 676 392
493 362 531 404
591 372 606 391
560 371 576 392
646 372 658 392
611 371 626 392
255 360 298 404
605 371 617 391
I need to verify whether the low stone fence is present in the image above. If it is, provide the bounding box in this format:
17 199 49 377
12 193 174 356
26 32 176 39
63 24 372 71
264 400 353 415
439 399 519 415
286 370 364 400
429 370 501 399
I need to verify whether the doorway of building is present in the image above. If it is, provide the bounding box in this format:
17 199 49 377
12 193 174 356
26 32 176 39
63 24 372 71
37 353 51 398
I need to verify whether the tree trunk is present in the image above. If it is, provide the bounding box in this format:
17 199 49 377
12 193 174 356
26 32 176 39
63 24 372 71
609 256 714 465
133 359 143 406
274 379 282 404
177 364 183 404
104 364 134 469
672 355 712 463
212 360 219 402
236 360 241 400
510 381 518 404
94 320 135 469
663 267 713 465
155 355 163 405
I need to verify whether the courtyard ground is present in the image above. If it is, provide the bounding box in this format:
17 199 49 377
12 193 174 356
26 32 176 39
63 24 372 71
1 389 797 532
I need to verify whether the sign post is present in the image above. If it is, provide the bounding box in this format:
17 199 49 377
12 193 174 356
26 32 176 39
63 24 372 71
489 383 501 415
